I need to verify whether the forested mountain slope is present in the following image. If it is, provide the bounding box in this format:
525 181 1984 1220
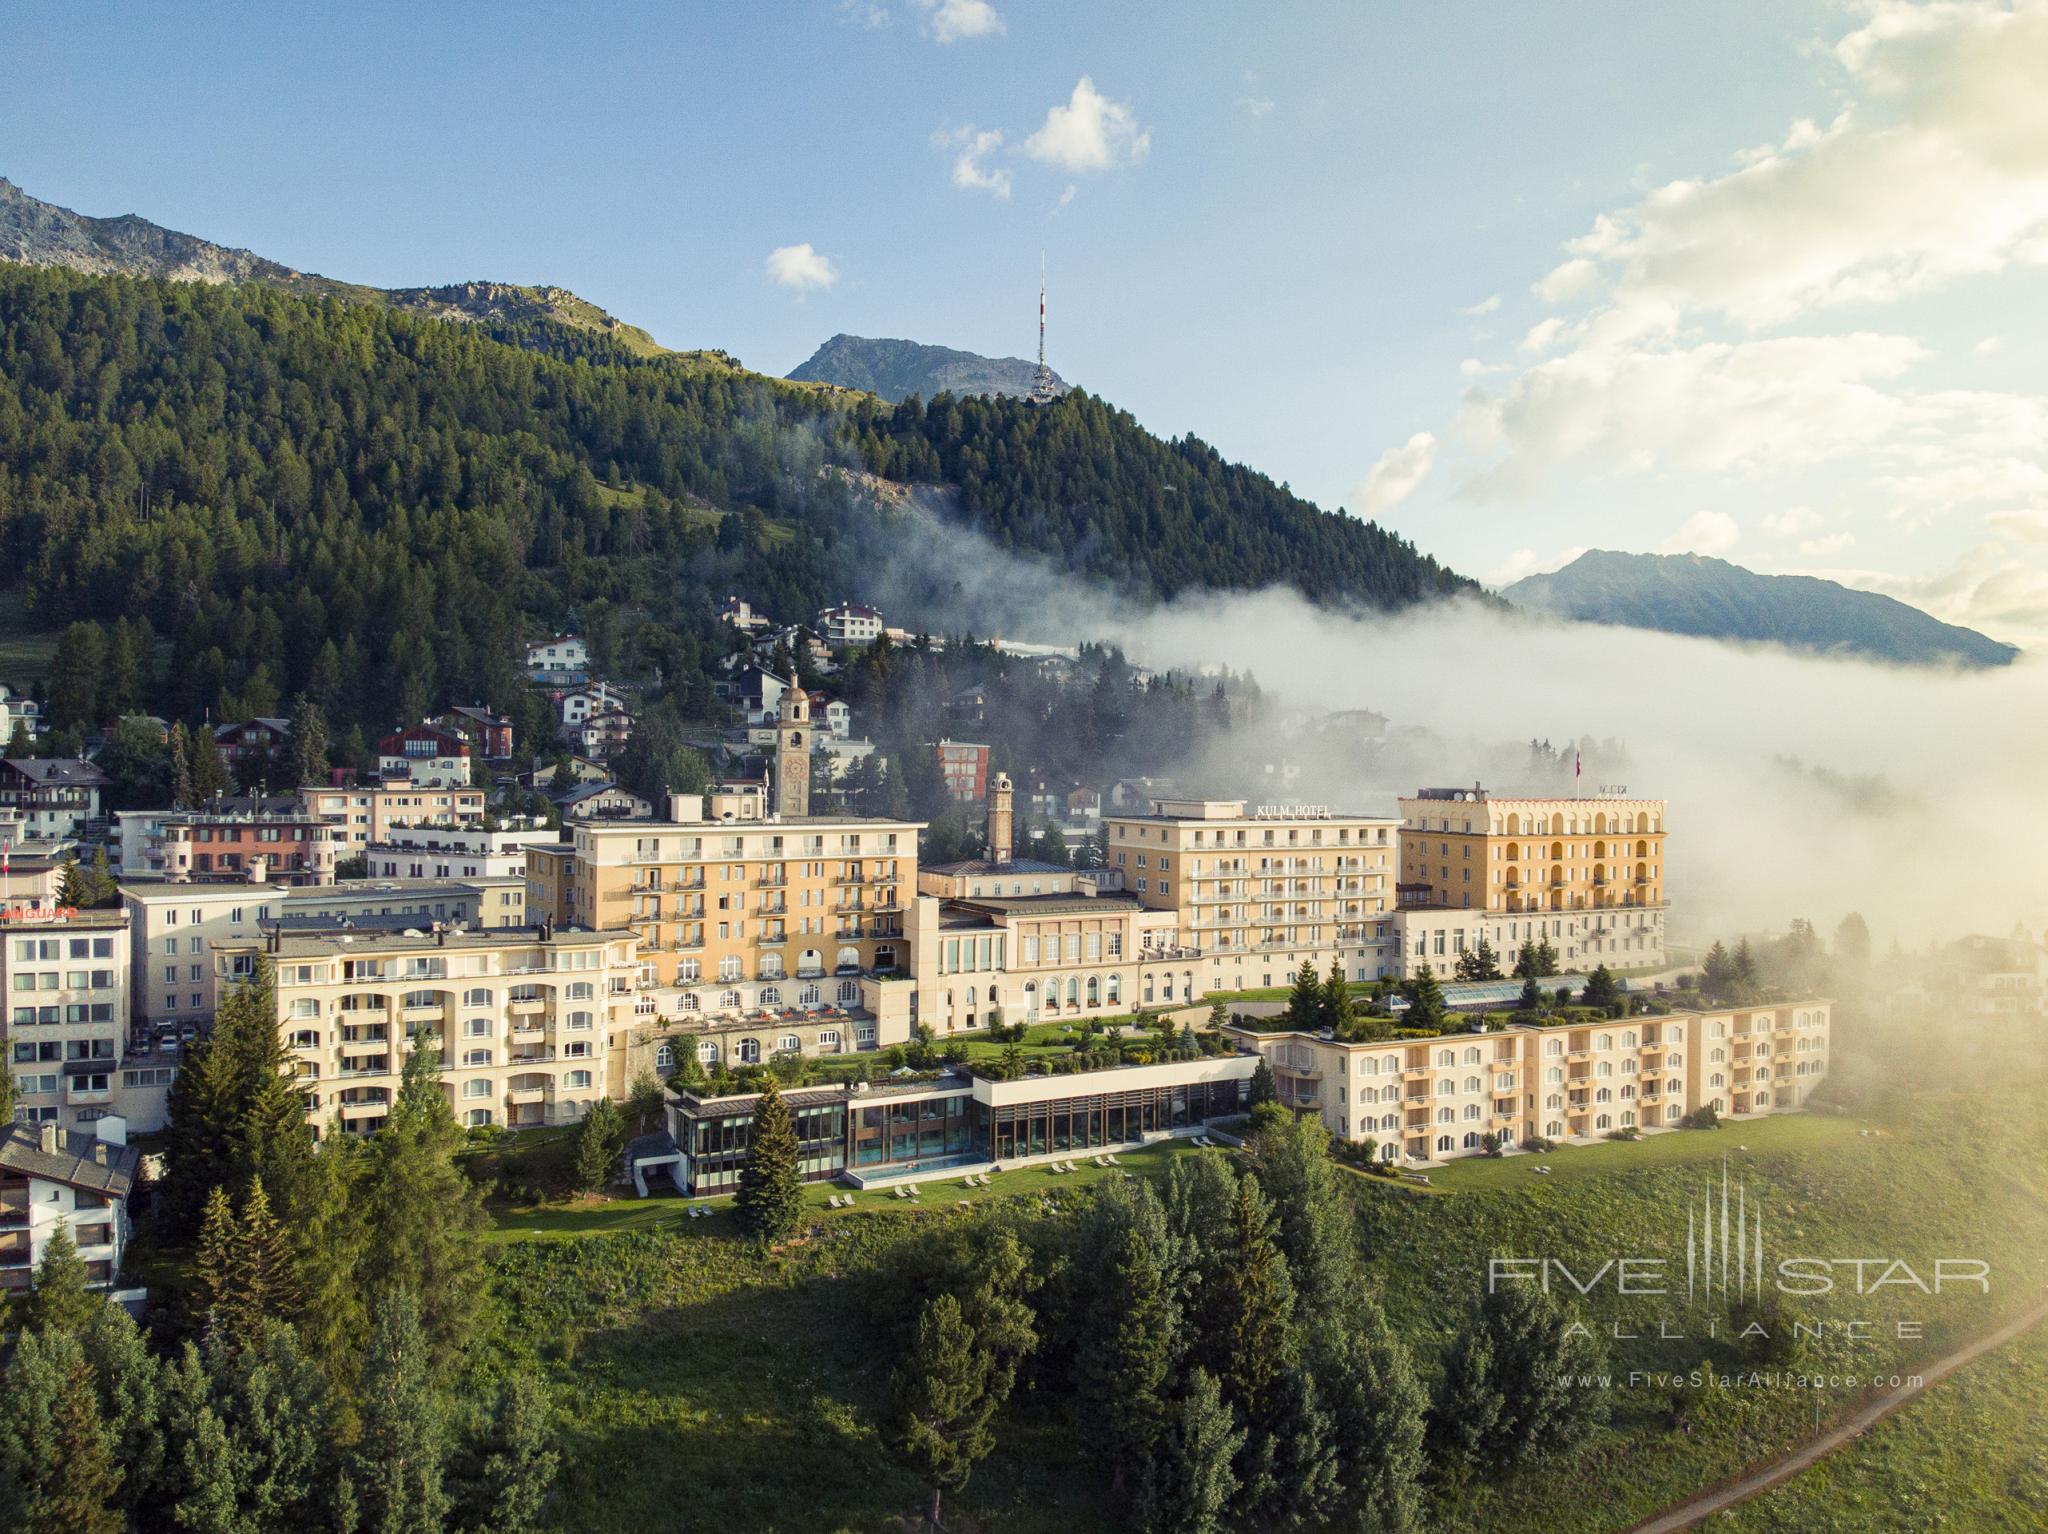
0 266 1471 749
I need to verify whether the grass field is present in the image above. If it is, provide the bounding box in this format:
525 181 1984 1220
1415 1111 1867 1193
1706 1326 2048 1532
0 589 59 684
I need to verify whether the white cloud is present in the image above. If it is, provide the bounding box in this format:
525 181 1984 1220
1236 95 1276 118
837 0 890 27
1535 257 1601 303
1799 532 1857 556
1802 544 2048 647
1659 510 1740 557
1974 335 2005 355
1546 3 2048 333
1459 358 1511 379
936 126 1011 198
1024 77 1151 172
1518 316 1567 355
1486 545 1587 587
912 0 1003 42
1463 294 1502 317
1762 506 1821 538
1056 184 1077 209
765 243 839 292
1354 432 1438 517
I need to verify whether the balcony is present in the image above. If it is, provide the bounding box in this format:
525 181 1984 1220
401 1002 443 1019
508 997 546 1016
339 1035 388 1055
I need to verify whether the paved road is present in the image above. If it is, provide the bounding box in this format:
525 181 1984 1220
1625 1298 2048 1533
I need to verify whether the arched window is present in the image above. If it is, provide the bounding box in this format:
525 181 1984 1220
759 986 781 1008
1621 1110 1636 1127
1463 1103 1482 1120
1462 1047 1481 1065
837 980 858 1004
720 990 742 1011
836 945 861 971
799 985 821 1008
1437 1079 1455 1096
1463 1131 1481 1148
1545 1093 1563 1109
1596 1034 1612 1051
1436 1107 1455 1124
1546 1120 1564 1138
462 1079 490 1098
1620 1083 1635 1098
1463 1075 1482 1093
1622 1030 1637 1048
1106 975 1121 1004
678 992 701 1012
655 1041 674 1072
1086 975 1102 1007
1436 1135 1454 1153
1065 977 1081 1006
1437 1049 1455 1067
1595 1087 1611 1103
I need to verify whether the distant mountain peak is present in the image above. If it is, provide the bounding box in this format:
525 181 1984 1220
788 333 1070 403
0 174 675 359
1502 548 2018 668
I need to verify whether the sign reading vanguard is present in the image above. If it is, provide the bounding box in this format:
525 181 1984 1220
1487 1162 1992 1304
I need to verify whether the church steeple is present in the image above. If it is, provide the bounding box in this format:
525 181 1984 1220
774 682 811 818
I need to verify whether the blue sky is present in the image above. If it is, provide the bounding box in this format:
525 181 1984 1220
9 1 2047 641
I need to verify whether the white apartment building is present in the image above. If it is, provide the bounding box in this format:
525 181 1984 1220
2 911 140 1133
1393 905 1671 980
0 685 41 744
122 876 527 1032
299 782 489 851
222 921 638 1135
817 602 884 647
0 1116 140 1296
365 821 555 882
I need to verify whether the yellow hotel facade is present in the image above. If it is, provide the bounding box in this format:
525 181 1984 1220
1233 997 1831 1164
525 794 923 1091
1104 798 1404 987
1393 786 1670 977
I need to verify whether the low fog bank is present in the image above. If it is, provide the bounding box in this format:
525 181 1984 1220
865 505 2039 950
1095 588 2043 949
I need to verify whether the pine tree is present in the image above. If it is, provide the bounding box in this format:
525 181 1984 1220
291 1128 371 1384
1246 1113 1358 1320
883 1292 998 1531
192 1184 241 1344
1207 1176 1295 1416
1 1340 126 1534
1512 939 1539 979
1433 1280 1606 1469
1139 1368 1243 1534
236 1178 303 1328
203 1323 334 1531
58 856 88 909
1321 958 1353 1036
1430 1315 1504 1471
351 1292 450 1534
1581 965 1623 1016
285 694 330 786
77 1305 166 1528
1400 964 1447 1030
1518 974 1544 1013
23 1224 103 1336
733 1078 804 1241
626 1069 668 1134
0 1059 15 1125
1733 937 1758 987
1076 1224 1178 1500
1456 937 1501 982
1534 935 1559 976
1284 959 1322 1029
169 721 196 808
189 727 231 802
85 847 118 907
1248 1058 1278 1109
571 1098 624 1193
45 1351 126 1531
364 1042 487 1362
1314 1300 1428 1534
447 1374 558 1534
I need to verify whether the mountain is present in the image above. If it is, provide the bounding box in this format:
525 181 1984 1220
788 333 1067 402
0 175 683 360
1502 550 2019 668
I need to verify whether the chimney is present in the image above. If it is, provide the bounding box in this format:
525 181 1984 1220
987 772 1014 866
92 1142 108 1166
38 1120 59 1155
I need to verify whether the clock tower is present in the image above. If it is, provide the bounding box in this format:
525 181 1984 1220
774 683 811 818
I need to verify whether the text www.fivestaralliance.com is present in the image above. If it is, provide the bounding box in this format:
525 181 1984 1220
1609 1371 1925 1391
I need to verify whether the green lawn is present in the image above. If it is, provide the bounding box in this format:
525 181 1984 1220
485 1136 1222 1244
1706 1326 2048 1532
1413 1111 1868 1193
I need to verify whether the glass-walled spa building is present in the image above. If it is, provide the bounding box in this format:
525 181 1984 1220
661 1052 1259 1195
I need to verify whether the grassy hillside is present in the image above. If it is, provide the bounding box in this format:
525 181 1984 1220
469 1092 2048 1534
1709 1327 2048 1532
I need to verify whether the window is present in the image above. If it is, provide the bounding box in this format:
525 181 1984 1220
566 1070 593 1090
466 1109 493 1128
465 1017 492 1037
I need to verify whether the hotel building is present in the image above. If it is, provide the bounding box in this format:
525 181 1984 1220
1232 997 1830 1164
1393 786 1669 977
1105 798 1403 986
217 920 640 1135
299 781 489 852
0 1116 141 1295
527 794 921 1094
